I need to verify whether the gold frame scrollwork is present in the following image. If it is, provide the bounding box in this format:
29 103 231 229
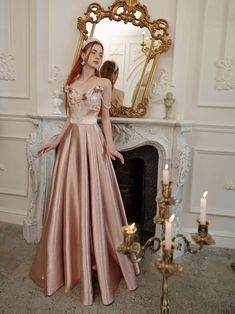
74 0 171 117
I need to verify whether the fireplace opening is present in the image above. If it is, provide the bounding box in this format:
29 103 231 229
112 145 159 244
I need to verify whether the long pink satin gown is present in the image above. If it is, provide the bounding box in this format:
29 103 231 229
30 84 139 305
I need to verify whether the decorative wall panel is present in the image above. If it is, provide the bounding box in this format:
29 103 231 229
190 147 235 217
0 0 30 98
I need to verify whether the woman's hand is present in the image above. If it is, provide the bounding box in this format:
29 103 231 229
106 144 124 164
38 139 60 155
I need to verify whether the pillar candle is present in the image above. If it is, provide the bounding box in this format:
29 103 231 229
163 164 169 184
164 214 175 249
200 191 208 224
127 223 135 234
142 31 145 45
145 36 149 47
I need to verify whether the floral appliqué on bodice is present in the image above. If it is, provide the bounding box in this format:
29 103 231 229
64 85 105 124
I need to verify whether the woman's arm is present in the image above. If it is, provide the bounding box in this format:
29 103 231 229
101 79 124 164
38 116 70 154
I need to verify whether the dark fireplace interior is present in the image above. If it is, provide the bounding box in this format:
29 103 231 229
112 145 159 244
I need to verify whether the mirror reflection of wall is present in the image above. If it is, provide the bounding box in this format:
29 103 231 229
88 20 152 107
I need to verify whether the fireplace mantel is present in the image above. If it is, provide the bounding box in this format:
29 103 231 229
24 113 193 245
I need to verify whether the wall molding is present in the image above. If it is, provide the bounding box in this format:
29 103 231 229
0 135 29 198
48 0 54 83
190 147 235 218
0 206 26 225
192 122 235 134
0 0 31 99
192 148 235 155
0 188 27 197
215 58 235 91
183 0 235 109
149 68 172 104
190 207 235 218
0 52 16 80
0 113 31 121
0 135 28 141
0 0 15 80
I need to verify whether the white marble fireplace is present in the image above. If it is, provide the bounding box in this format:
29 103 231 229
23 114 192 245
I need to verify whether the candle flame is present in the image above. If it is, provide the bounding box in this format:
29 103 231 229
169 214 175 223
203 191 208 198
164 164 168 170
130 223 135 230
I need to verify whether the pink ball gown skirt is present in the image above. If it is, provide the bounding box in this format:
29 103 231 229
30 86 139 305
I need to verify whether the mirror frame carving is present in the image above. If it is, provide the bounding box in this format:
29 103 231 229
74 0 171 117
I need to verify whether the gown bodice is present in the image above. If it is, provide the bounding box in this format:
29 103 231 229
64 85 104 124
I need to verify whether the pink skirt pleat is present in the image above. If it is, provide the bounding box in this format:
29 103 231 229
30 123 139 305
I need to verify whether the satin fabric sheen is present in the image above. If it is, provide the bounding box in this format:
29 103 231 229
30 86 139 305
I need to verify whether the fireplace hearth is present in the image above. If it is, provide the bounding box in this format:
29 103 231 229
113 145 159 243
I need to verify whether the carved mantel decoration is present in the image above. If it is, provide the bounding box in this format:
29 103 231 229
74 0 171 117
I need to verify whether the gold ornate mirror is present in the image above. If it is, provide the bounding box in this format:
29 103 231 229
74 0 171 117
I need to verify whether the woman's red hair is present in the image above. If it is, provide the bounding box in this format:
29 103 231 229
64 40 104 114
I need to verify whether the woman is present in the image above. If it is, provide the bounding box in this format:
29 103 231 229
30 38 139 305
100 60 125 111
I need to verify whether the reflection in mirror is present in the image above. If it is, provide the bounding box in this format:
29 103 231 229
75 0 171 117
100 60 125 115
94 20 152 108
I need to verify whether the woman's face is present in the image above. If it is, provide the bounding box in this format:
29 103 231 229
83 44 103 70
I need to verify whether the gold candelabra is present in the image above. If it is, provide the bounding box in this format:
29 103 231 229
140 31 162 56
117 177 216 314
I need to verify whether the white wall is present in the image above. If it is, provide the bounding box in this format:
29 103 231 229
0 0 176 224
0 0 234 248
174 0 235 248
0 0 37 223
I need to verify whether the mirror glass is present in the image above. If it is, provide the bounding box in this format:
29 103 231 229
76 0 171 116
87 20 153 108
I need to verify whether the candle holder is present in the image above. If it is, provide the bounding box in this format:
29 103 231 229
117 224 162 263
191 218 216 247
117 177 216 313
117 225 141 257
153 181 178 226
140 35 161 57
162 181 172 200
140 41 149 55
154 243 183 314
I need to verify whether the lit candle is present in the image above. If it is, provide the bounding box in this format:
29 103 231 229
200 191 208 224
165 214 175 250
145 36 149 48
141 31 145 45
163 164 169 184
123 223 136 234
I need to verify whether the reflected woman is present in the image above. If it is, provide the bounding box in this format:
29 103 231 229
100 60 124 114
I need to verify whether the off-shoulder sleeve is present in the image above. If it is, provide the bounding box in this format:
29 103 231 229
101 79 112 109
